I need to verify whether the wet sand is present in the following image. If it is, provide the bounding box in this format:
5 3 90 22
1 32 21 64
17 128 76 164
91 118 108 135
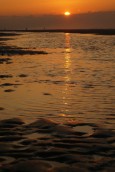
0 32 48 56
0 31 115 171
0 118 115 172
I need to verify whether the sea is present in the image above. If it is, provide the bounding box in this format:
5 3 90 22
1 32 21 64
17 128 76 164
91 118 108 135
0 32 115 129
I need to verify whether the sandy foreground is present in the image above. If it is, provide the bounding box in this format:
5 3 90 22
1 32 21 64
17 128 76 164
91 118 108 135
0 117 115 172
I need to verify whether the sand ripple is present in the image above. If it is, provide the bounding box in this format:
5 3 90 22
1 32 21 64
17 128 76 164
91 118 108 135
0 118 115 171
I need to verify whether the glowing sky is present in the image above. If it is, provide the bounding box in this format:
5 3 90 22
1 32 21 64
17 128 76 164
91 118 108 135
0 0 115 15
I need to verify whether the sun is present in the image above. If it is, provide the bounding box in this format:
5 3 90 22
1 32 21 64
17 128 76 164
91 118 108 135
64 11 71 16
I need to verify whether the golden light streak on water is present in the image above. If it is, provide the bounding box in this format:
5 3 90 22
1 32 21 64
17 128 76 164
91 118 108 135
61 33 72 116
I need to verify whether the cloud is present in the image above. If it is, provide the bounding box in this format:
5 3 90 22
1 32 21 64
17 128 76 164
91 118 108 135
0 11 115 30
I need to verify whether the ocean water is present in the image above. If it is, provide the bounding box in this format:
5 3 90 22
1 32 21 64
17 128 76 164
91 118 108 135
0 32 115 129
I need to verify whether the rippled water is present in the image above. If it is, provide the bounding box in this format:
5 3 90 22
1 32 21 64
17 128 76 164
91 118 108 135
0 32 115 128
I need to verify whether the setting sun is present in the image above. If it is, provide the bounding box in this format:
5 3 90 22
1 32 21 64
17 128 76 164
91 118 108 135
64 11 71 16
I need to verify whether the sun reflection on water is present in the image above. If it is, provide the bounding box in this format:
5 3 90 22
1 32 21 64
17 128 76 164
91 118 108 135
61 33 73 117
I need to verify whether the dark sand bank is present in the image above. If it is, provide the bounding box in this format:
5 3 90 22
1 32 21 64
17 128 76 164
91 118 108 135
0 32 48 56
0 45 48 56
0 118 115 172
0 32 20 42
0 57 12 64
1 29 115 35
0 33 20 37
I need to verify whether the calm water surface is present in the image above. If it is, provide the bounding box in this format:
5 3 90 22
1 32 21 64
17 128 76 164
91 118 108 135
0 32 115 128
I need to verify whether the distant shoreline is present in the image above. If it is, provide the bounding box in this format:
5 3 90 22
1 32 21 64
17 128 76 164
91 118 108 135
0 29 115 35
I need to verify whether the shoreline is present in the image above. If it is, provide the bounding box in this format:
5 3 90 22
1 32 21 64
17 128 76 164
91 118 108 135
0 29 115 35
0 33 48 56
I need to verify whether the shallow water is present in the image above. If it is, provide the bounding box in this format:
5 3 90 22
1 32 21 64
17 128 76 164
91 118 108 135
0 32 115 129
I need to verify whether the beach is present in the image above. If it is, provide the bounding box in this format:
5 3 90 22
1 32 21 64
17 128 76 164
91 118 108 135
0 31 115 171
0 117 115 172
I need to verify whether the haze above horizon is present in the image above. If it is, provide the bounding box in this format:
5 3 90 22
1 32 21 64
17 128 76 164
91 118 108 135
0 0 115 15
0 1 115 29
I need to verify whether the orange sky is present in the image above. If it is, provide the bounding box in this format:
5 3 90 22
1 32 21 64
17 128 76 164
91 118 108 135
0 0 115 15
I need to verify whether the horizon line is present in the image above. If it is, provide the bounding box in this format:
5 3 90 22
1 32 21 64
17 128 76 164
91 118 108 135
0 10 115 17
0 29 115 35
